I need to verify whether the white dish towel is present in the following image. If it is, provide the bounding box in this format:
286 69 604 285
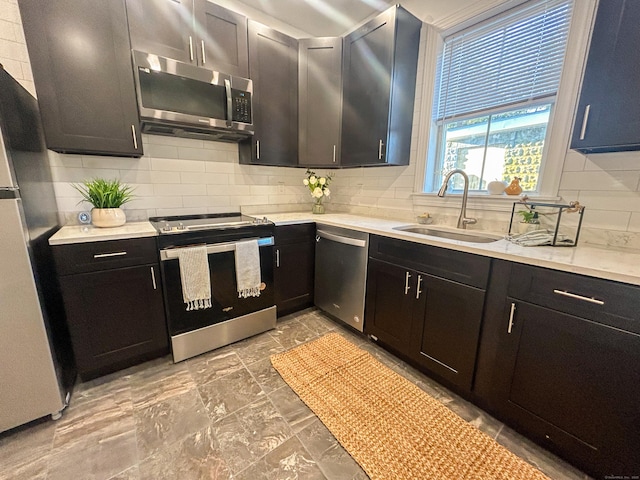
235 239 261 298
177 245 212 311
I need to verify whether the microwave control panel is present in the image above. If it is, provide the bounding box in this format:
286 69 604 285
231 90 252 124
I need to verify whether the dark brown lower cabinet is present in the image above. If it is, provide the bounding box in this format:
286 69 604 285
485 262 640 478
273 224 315 316
54 238 168 380
410 273 485 392
365 259 415 353
365 236 490 393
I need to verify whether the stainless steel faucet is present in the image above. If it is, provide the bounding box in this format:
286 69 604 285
437 169 477 229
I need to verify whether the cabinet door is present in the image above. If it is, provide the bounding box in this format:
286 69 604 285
365 259 415 354
193 0 249 76
570 0 640 152
411 273 485 391
274 241 315 317
126 0 194 64
496 300 640 477
19 0 143 156
59 265 168 380
298 37 342 166
341 10 393 166
240 22 298 166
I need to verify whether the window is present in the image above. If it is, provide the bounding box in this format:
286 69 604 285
428 0 573 194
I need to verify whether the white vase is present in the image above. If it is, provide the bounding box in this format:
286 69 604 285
91 208 126 228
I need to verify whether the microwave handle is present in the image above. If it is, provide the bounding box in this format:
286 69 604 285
224 79 233 127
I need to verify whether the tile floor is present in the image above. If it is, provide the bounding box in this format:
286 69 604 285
0 308 592 480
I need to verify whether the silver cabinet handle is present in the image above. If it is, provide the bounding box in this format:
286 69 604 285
316 230 367 247
224 79 233 126
332 144 336 163
378 139 383 160
276 249 280 268
93 251 127 259
553 289 604 305
415 275 423 299
201 40 206 64
404 271 412 295
508 302 516 334
131 125 138 150
189 36 194 62
579 104 591 140
150 266 157 290
256 140 260 160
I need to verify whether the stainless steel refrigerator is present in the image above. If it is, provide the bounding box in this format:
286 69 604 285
0 66 75 433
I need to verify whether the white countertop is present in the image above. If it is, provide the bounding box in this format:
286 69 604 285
49 222 158 245
48 213 640 287
262 212 640 287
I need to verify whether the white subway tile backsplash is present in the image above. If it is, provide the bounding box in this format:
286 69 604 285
177 146 225 161
583 151 640 171
562 150 586 172
81 155 150 171
559 170 640 191
150 157 205 172
144 143 179 159
576 191 640 212
180 171 229 185
581 209 631 231
154 183 206 196
128 196 183 210
628 213 640 233
0 19 15 40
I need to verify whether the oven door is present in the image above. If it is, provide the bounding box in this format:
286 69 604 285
159 237 274 337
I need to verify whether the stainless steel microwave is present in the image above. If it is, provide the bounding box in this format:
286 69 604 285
132 50 253 142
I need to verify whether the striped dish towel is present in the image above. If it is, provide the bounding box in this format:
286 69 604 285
177 245 212 311
235 240 261 298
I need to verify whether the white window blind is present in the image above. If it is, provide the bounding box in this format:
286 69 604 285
435 0 573 121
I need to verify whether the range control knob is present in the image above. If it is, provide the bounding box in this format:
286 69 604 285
162 222 172 232
177 222 186 231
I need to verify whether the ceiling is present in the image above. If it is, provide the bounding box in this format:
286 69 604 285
231 0 485 36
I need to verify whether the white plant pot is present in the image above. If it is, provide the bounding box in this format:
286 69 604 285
91 208 126 228
517 222 540 234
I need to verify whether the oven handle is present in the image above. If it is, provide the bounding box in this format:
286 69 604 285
159 236 274 261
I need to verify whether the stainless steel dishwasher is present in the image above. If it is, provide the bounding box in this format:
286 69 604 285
314 225 369 332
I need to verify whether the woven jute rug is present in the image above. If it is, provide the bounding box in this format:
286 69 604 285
270 333 550 480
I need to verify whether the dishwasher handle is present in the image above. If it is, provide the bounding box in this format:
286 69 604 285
316 229 367 248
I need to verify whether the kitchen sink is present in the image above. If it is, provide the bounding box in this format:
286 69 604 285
393 225 502 243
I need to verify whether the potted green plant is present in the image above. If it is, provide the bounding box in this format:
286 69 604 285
73 178 134 228
516 210 540 234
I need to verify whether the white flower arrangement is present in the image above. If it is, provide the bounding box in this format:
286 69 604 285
303 169 332 203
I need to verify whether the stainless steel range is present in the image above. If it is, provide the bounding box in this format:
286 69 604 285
149 213 276 362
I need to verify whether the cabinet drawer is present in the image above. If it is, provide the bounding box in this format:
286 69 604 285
508 263 640 334
53 237 158 275
274 223 315 245
369 235 490 289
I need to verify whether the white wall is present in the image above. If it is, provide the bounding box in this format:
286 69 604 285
1 0 640 250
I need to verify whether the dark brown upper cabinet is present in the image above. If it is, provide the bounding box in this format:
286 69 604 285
298 37 343 167
126 0 249 77
341 6 421 167
571 0 640 153
19 0 143 157
239 21 298 166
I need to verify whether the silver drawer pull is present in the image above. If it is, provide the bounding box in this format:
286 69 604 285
508 302 516 334
415 275 423 299
150 266 157 290
579 104 591 140
404 271 411 295
553 289 604 305
93 251 127 259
